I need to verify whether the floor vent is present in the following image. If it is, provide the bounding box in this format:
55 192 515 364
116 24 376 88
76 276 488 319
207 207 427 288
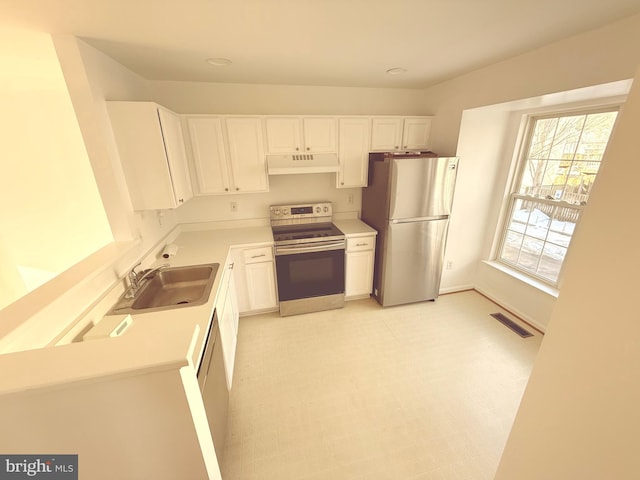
490 312 533 338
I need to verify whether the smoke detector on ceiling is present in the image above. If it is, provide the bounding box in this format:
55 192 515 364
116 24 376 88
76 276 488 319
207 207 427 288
206 57 233 67
386 67 407 75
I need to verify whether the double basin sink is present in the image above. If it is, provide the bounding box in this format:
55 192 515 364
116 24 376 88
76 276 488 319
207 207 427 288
109 263 220 315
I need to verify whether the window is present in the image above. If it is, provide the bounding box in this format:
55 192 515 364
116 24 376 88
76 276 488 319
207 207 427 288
498 108 618 285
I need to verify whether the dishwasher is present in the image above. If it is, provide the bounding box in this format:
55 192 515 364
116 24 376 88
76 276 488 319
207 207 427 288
197 309 229 462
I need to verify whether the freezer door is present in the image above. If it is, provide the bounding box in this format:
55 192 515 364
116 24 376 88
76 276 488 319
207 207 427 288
389 157 457 220
380 218 449 306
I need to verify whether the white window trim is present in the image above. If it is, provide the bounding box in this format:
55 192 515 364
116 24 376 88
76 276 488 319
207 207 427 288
483 260 560 298
494 103 622 288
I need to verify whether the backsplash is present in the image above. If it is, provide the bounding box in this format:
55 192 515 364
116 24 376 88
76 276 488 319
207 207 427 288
176 173 361 225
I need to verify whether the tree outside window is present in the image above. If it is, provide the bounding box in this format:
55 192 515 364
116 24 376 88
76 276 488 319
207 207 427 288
498 109 618 284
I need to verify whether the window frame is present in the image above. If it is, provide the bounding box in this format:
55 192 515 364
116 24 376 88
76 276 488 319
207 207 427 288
496 105 620 287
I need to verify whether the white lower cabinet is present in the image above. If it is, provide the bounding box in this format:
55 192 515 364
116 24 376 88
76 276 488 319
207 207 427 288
232 245 278 315
216 253 239 390
345 234 376 299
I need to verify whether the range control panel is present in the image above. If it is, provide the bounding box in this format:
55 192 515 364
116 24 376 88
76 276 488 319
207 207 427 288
270 202 332 221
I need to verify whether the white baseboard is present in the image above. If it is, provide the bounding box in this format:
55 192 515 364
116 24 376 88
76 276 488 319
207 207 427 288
439 284 474 295
473 286 546 334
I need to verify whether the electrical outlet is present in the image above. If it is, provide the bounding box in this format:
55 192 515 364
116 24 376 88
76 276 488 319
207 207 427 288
446 260 453 270
348 193 354 205
230 201 238 212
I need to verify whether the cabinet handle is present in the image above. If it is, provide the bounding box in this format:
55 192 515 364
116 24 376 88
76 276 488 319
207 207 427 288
235 187 239 191
356 243 368 247
251 254 266 259
394 146 399 149
228 262 234 270
306 147 310 151
225 188 229 191
295 147 299 151
179 198 184 203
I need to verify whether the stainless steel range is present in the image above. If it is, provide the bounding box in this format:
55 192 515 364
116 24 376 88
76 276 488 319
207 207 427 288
270 202 345 316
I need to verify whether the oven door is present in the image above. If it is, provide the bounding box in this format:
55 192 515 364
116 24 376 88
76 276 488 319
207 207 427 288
275 241 345 302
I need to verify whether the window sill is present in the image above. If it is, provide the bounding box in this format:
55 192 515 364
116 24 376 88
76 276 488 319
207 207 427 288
482 260 559 298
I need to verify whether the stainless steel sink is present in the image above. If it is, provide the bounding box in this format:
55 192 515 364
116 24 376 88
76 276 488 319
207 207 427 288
109 263 219 314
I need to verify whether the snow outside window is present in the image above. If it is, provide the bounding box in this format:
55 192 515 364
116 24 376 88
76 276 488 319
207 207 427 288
498 108 618 285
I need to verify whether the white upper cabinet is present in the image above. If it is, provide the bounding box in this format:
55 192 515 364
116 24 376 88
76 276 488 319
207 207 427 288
302 117 337 153
186 116 268 195
186 117 230 194
370 117 403 152
337 118 371 188
370 116 433 151
107 101 193 210
264 117 301 153
225 117 269 193
265 117 337 154
402 117 433 150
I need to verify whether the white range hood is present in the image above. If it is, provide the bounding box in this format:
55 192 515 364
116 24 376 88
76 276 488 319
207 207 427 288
267 153 340 175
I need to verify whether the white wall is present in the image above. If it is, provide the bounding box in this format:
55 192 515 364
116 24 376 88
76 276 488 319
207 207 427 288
177 174 361 225
425 13 640 156
494 63 640 480
151 81 428 116
455 84 630 330
60 37 180 246
422 13 640 326
0 37 181 353
0 28 113 310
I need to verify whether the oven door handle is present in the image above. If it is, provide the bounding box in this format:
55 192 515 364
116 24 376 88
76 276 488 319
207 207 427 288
275 241 345 256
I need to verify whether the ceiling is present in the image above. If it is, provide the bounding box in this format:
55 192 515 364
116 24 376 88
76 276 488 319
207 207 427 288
4 0 640 89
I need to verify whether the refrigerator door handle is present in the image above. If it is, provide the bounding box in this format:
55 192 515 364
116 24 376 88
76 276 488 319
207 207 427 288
391 215 449 224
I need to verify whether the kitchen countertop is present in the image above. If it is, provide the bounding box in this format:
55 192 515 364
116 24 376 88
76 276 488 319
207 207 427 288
120 225 274 369
334 218 378 236
0 219 376 394
0 225 274 395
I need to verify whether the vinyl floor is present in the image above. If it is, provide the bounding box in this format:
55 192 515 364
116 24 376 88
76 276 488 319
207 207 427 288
220 290 542 480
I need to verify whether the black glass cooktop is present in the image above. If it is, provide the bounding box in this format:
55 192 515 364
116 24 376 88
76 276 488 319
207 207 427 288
272 222 344 243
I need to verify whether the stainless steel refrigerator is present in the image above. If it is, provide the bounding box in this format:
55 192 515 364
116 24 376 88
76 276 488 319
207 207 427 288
361 152 458 307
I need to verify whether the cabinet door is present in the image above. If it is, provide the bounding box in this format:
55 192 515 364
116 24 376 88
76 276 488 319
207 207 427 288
345 250 374 298
245 262 277 311
157 107 193 206
218 261 239 390
225 117 269 193
107 102 186 210
264 117 302 153
219 285 237 390
337 118 371 188
402 117 432 150
370 117 403 151
231 249 250 314
303 117 337 153
229 268 239 336
200 320 229 461
186 117 232 194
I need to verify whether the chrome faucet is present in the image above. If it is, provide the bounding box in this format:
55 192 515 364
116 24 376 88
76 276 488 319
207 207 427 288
125 263 169 298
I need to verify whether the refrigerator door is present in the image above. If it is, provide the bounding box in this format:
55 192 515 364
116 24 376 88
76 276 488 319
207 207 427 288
388 157 458 220
380 218 449 306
